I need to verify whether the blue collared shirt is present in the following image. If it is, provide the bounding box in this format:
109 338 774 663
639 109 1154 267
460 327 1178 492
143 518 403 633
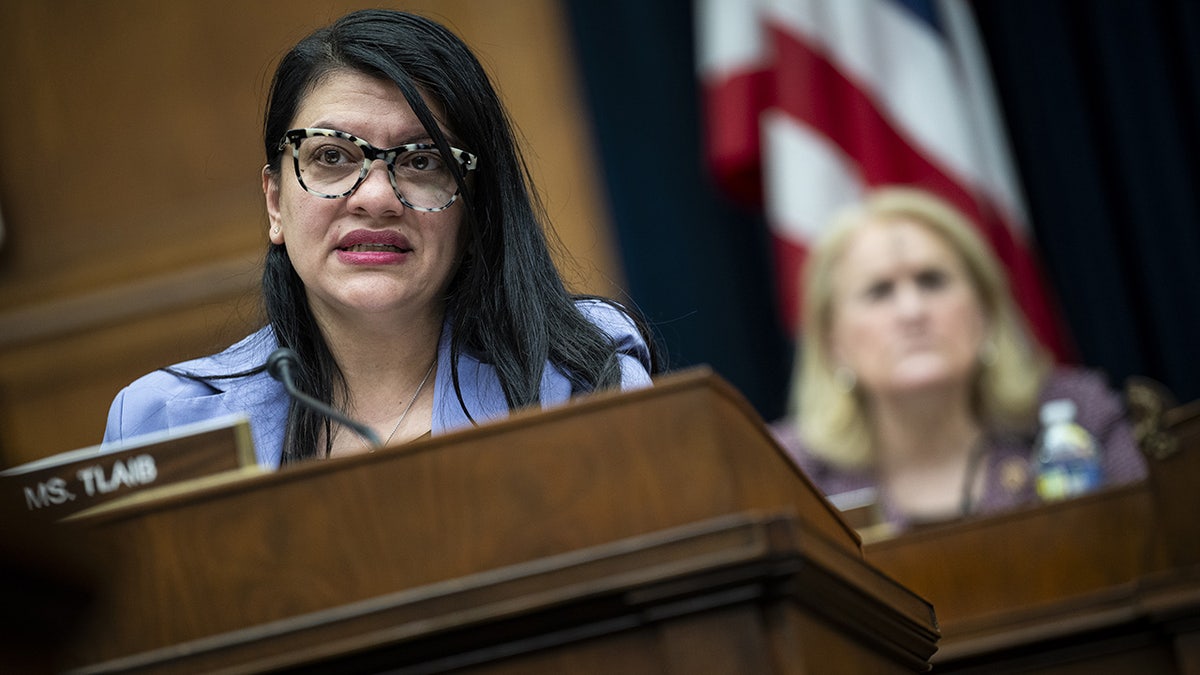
103 300 653 468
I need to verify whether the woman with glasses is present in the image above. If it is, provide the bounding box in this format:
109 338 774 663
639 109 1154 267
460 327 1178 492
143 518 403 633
103 10 660 466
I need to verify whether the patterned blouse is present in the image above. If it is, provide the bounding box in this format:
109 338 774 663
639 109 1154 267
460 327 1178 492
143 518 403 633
771 368 1148 533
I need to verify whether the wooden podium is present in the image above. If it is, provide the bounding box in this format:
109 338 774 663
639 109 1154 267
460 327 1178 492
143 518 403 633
38 370 938 674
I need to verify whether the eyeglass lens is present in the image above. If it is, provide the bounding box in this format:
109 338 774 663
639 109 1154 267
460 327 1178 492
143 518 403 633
293 135 461 210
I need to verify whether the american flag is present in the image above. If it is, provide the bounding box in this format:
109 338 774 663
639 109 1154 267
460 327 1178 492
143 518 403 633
695 0 1071 359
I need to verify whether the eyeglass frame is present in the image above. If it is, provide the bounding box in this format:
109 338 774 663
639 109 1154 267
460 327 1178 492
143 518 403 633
277 128 479 212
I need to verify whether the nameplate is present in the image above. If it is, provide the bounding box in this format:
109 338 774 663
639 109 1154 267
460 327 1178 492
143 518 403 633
0 415 257 522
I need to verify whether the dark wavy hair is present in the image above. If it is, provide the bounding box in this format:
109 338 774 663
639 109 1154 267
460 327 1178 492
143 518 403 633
258 10 659 463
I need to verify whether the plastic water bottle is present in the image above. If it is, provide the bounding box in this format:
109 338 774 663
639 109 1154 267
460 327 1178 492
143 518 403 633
1034 399 1104 501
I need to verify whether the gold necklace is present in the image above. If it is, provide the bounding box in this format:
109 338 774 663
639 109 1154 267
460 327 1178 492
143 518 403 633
365 357 437 451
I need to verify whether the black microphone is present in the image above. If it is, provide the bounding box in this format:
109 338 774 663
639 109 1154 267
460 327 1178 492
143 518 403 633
266 347 383 448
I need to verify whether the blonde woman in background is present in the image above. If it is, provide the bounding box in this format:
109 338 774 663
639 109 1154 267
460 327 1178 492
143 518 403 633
773 187 1145 535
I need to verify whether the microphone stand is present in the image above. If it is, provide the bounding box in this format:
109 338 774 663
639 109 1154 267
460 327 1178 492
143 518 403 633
266 348 383 448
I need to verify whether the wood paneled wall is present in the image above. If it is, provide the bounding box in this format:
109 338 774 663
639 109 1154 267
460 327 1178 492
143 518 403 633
0 0 620 466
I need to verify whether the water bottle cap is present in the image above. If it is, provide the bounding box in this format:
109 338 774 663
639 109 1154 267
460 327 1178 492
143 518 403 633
1039 399 1077 426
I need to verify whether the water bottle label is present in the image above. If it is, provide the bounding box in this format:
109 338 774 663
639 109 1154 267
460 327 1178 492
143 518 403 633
1036 460 1103 501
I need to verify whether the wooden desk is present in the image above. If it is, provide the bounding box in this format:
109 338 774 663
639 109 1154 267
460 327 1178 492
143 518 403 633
31 370 939 674
866 397 1200 673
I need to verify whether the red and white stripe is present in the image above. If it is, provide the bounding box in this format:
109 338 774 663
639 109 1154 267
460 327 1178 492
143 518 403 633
696 0 1071 359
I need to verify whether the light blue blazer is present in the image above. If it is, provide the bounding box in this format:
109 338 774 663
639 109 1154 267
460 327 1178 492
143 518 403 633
103 300 653 468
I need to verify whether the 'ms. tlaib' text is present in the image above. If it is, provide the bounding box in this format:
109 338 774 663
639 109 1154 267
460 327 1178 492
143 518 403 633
22 455 158 510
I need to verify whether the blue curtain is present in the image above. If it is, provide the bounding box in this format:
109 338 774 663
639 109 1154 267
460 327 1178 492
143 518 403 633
562 0 792 421
973 0 1200 403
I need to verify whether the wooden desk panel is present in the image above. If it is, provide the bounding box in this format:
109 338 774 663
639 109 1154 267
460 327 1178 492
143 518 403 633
43 372 935 673
864 391 1200 673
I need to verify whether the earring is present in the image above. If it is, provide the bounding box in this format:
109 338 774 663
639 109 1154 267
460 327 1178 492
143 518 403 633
979 339 998 368
271 226 281 235
833 365 857 393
